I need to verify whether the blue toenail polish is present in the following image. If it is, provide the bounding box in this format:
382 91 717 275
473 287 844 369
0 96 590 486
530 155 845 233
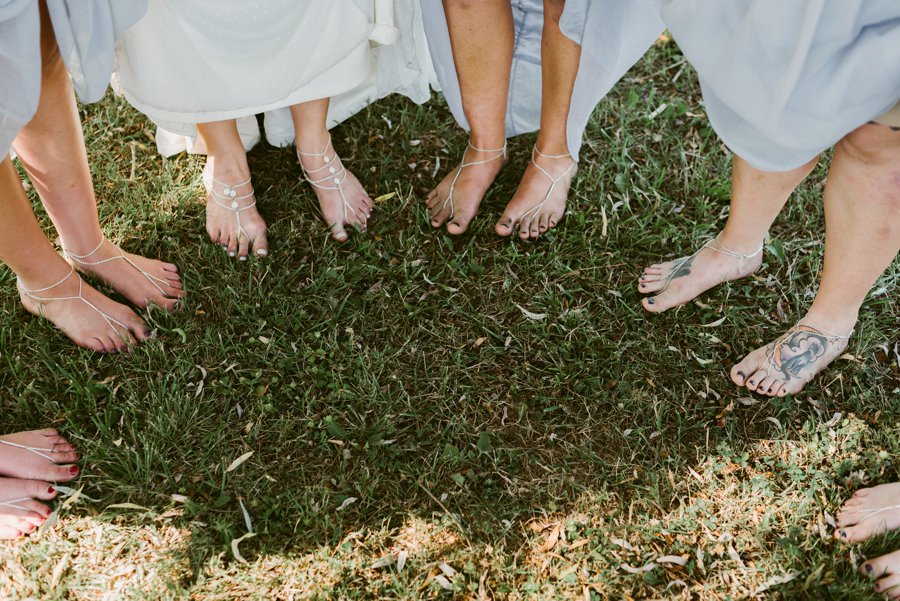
647 298 655 304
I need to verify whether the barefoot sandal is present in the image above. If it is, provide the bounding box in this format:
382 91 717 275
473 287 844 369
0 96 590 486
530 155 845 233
763 319 853 378
654 234 764 294
0 498 31 512
438 141 508 222
63 234 169 298
515 146 577 230
0 439 57 463
17 267 130 333
203 170 257 252
298 136 361 235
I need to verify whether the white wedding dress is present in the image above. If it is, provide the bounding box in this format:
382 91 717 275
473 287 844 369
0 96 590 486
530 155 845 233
113 0 433 156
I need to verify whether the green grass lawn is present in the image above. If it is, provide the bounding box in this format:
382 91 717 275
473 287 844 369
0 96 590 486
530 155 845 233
1 41 897 600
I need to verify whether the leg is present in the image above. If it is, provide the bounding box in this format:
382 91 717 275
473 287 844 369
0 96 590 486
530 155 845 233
291 98 372 243
496 0 580 239
1 157 146 351
640 154 818 312
197 119 268 260
12 1 183 308
427 0 513 234
732 123 900 396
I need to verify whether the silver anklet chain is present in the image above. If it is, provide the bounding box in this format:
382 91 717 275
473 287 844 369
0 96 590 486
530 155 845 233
62 233 169 297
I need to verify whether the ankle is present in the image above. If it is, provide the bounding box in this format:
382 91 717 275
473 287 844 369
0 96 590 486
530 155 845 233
534 135 569 158
205 156 251 184
717 225 767 255
296 127 332 155
16 262 79 295
468 131 506 152
803 305 859 337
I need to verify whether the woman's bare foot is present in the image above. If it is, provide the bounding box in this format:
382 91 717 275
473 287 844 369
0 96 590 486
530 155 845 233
496 147 575 240
639 235 764 313
203 160 269 261
427 140 508 235
298 137 372 243
836 482 900 544
730 317 853 397
64 236 183 310
0 477 58 540
0 429 79 483
863 549 900 599
18 265 149 352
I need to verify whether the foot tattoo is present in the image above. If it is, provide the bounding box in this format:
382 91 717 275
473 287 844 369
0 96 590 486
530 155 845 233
731 318 852 397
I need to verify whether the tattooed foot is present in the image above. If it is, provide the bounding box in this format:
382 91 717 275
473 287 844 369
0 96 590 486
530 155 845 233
730 318 852 397
836 482 900 544
639 235 764 313
861 549 900 599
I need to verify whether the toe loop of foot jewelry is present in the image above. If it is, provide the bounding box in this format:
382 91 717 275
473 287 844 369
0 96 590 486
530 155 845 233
441 140 508 221
0 439 57 463
297 136 359 225
17 266 130 333
518 145 578 228
0 498 32 512
203 170 257 248
763 318 853 379
63 233 170 297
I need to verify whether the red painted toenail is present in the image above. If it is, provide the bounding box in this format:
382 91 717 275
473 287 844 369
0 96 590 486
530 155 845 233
69 466 79 475
48 486 55 494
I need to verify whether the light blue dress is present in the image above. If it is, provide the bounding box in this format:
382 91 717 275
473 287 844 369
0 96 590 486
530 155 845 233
420 0 664 159
0 0 146 154
661 0 900 171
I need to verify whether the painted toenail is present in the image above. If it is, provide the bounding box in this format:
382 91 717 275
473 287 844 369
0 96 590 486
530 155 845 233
256 249 268 256
229 252 235 257
239 256 247 262
48 486 55 494
749 381 755 386
69 466 79 475
865 564 873 574
646 298 655 304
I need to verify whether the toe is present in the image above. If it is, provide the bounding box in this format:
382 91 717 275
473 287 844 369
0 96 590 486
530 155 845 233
767 380 786 397
226 234 238 259
495 215 515 236
863 551 900 579
429 198 451 228
757 374 778 396
447 207 477 235
0 525 24 540
875 574 900 597
252 231 269 257
331 222 349 243
639 279 668 294
844 520 887 544
538 212 550 233
547 210 564 230
745 369 769 392
237 235 250 262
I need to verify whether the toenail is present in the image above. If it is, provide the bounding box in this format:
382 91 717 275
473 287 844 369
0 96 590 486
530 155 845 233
865 564 873 574
749 381 755 386
239 256 247 262
647 298 655 304
69 466 79 475
229 252 235 257
48 486 55 494
256 249 268 256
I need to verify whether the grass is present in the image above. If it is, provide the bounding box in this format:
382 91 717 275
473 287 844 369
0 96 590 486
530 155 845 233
1 39 898 600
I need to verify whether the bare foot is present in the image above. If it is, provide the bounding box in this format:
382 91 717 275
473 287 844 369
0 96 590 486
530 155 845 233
0 477 58 540
863 549 900 599
0 429 79 482
836 482 900 543
203 162 269 261
730 318 852 397
298 138 372 243
496 147 576 240
639 235 764 313
65 236 183 310
18 265 149 352
427 141 508 235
